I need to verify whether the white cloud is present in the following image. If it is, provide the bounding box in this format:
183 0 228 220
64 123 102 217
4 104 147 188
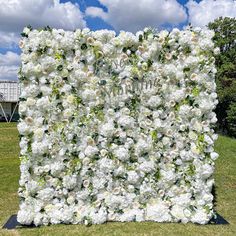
86 6 108 20
0 52 20 81
0 0 86 47
0 0 86 81
0 32 19 48
86 0 187 32
186 0 236 27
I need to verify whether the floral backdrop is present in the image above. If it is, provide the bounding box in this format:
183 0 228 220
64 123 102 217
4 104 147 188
17 26 219 226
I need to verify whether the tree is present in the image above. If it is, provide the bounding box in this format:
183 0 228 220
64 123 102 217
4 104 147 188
208 17 236 137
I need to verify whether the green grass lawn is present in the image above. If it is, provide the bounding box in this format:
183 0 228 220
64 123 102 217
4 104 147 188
0 123 236 236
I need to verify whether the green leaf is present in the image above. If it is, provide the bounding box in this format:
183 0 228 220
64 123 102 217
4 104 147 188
183 67 190 72
81 43 88 50
151 130 158 141
57 65 63 71
154 170 161 180
192 87 200 97
55 52 62 60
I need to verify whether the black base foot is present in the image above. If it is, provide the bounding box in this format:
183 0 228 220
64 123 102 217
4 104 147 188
208 213 229 225
2 213 229 230
2 215 35 229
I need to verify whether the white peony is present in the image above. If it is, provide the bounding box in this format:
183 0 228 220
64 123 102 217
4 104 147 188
191 208 209 224
146 201 171 222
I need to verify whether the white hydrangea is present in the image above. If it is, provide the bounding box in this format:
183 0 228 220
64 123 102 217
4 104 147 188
127 171 140 184
114 147 129 161
62 175 77 190
84 145 99 157
117 115 135 128
17 205 35 225
100 121 115 137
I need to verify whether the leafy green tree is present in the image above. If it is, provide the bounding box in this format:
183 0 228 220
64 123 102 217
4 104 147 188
227 103 236 136
208 17 236 137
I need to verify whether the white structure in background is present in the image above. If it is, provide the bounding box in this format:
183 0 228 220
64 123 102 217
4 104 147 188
0 81 20 122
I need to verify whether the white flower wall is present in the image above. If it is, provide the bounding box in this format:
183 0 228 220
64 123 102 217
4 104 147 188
17 26 219 226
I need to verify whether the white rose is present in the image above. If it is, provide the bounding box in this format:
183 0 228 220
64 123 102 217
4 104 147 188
26 97 36 106
210 152 219 160
34 128 44 140
23 27 31 35
63 108 73 118
188 131 197 140
66 95 75 104
19 102 27 114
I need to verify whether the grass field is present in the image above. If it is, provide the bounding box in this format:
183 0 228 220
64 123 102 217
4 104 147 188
0 123 236 236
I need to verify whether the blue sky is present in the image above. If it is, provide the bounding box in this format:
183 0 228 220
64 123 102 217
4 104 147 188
0 0 236 80
59 0 203 32
61 0 112 31
62 0 188 32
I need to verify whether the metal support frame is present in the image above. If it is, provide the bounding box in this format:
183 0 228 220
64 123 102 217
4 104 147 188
9 101 19 122
0 102 9 122
0 101 19 123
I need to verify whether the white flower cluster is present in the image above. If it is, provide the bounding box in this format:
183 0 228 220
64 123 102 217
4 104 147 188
17 26 219 226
